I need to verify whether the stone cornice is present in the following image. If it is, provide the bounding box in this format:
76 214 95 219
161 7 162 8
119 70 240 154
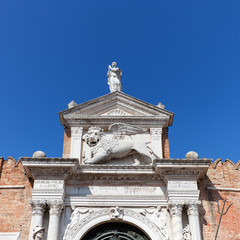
20 157 79 180
67 165 162 183
59 92 174 129
65 196 168 207
77 164 154 174
59 92 174 117
68 173 163 184
64 116 169 129
153 158 212 181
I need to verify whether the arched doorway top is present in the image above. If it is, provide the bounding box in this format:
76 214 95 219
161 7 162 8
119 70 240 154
64 208 163 240
82 222 149 240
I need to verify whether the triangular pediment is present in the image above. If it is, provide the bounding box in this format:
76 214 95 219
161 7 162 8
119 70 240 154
59 92 174 127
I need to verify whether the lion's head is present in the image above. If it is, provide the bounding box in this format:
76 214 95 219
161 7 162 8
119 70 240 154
83 126 104 147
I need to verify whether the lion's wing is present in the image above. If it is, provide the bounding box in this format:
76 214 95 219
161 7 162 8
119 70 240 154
108 123 143 137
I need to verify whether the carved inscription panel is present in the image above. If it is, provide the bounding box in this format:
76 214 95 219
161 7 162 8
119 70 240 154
66 185 166 196
167 180 197 191
34 180 64 189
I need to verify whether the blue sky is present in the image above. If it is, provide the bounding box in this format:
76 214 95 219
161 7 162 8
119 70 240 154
0 1 239 162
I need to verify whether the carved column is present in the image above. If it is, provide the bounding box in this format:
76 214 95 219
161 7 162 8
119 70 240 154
150 128 163 158
169 204 183 240
70 127 83 160
187 202 201 240
29 200 46 240
47 200 63 240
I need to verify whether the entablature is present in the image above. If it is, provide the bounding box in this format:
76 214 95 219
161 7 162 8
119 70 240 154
21 157 79 180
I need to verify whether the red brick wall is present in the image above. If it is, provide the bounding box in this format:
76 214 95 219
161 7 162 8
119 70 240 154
62 128 71 158
200 159 240 240
2 156 239 239
0 157 32 239
162 127 170 158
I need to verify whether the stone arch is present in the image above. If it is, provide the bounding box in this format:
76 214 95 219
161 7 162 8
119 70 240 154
82 222 149 240
65 209 163 240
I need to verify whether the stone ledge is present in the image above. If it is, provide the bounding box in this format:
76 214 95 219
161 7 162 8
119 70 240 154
207 186 240 192
77 164 155 174
20 157 79 179
0 232 20 240
20 157 78 167
153 158 212 180
0 185 25 189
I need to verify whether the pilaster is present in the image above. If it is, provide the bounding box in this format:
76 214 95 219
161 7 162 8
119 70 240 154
150 128 163 158
70 127 83 161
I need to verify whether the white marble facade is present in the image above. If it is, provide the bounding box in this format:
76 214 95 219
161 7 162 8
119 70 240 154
22 91 211 240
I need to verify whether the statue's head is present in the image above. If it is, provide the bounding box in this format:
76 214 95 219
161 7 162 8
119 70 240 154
112 62 117 67
33 226 44 240
83 126 104 147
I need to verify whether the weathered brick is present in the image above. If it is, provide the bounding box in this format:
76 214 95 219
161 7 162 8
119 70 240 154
0 157 32 239
62 128 71 158
200 159 240 240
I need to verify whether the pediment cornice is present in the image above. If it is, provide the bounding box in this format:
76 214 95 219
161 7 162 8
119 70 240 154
59 92 174 128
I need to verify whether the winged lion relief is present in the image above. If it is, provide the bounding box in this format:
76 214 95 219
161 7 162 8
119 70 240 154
82 123 160 164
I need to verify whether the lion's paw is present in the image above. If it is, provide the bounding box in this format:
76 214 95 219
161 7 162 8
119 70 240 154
83 158 90 164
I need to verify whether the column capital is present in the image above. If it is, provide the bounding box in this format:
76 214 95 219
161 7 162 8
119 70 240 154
30 200 46 215
187 201 201 216
168 203 183 217
71 127 83 135
150 128 162 136
48 200 63 216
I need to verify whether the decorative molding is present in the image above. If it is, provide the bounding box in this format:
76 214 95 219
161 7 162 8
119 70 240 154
63 97 169 119
140 206 170 240
124 209 163 236
105 109 129 116
66 116 168 121
63 207 94 240
68 173 162 183
64 208 163 240
64 196 167 208
168 200 201 206
32 189 65 200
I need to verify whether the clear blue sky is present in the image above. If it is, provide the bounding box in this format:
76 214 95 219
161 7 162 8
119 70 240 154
0 1 239 162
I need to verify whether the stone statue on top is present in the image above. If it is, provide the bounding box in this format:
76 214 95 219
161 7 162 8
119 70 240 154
107 62 122 92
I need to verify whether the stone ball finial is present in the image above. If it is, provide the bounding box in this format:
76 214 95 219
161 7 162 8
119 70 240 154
32 151 46 158
185 151 199 160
